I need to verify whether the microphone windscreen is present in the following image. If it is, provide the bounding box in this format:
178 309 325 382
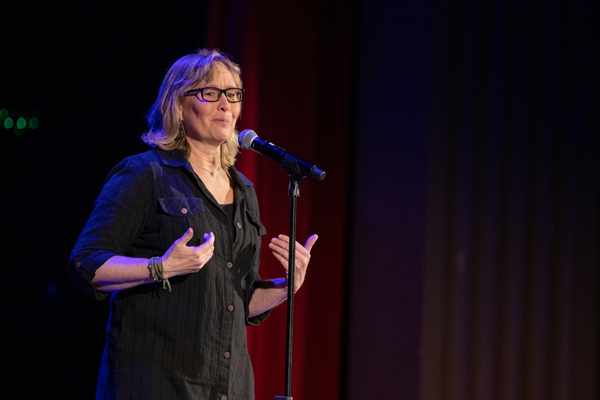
238 129 257 150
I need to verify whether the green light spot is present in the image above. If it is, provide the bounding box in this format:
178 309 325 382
0 108 7 119
14 127 23 136
4 117 14 129
17 117 27 129
29 117 40 129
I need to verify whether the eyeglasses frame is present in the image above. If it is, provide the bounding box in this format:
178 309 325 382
183 87 245 103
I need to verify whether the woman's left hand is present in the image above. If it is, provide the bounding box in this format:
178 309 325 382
269 234 318 292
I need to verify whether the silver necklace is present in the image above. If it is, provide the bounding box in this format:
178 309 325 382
189 160 222 178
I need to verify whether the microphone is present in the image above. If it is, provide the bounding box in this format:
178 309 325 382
238 129 326 181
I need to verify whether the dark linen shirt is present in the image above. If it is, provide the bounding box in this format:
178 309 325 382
68 148 269 400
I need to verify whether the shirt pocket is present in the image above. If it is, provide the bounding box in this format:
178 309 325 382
157 197 207 248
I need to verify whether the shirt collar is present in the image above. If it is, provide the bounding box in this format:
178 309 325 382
154 147 188 168
153 147 254 190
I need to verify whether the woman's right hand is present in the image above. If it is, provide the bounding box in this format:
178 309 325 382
161 228 215 279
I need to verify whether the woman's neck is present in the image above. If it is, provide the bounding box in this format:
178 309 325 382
187 139 222 169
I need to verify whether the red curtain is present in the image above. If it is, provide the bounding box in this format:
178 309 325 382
420 1 600 399
207 2 354 399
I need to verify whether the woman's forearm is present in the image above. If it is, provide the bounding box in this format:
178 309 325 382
248 278 288 317
91 229 216 293
91 256 154 292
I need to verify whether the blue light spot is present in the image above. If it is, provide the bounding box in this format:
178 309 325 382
44 282 60 297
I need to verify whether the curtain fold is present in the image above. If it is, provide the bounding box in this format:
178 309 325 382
421 1 599 399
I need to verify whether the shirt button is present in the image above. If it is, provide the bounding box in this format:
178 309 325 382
75 262 81 268
227 305 234 312
226 262 233 269
181 208 188 214
224 351 230 359
236 222 242 229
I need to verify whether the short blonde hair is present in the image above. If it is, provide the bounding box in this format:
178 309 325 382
142 49 242 170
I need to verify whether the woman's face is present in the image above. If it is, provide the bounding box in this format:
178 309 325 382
179 63 241 146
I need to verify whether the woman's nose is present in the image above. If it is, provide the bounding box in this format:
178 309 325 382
217 94 231 111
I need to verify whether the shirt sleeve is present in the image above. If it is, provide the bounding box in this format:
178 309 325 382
68 156 154 300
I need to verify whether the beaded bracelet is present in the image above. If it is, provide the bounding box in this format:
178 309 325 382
148 256 171 292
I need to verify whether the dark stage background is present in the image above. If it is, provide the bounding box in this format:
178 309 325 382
1 1 598 399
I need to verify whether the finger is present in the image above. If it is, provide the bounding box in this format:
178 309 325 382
271 250 288 268
272 235 310 256
178 227 194 245
269 241 289 260
304 234 319 252
273 235 302 252
269 242 309 270
276 234 315 250
202 232 215 245
195 232 215 253
273 235 289 245
270 236 288 251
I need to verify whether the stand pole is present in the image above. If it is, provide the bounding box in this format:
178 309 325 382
275 176 301 400
272 151 324 400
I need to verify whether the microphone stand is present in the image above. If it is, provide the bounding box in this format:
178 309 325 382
274 154 318 400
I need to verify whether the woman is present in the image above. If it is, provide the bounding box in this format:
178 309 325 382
68 49 318 400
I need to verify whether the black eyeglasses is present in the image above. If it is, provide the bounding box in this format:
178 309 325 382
184 87 244 103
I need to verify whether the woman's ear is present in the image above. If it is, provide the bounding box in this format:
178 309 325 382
176 99 183 120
